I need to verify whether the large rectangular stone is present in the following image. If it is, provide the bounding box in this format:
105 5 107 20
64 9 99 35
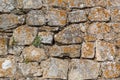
69 59 100 80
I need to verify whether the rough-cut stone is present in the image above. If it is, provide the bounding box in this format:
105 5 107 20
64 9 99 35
54 24 86 44
22 46 47 62
81 42 95 58
87 22 111 40
18 62 42 77
69 59 100 80
12 25 37 45
101 62 120 79
0 14 25 30
111 23 120 33
26 10 46 26
8 46 24 55
41 58 68 79
39 26 59 32
0 56 16 77
68 10 87 23
110 7 120 22
107 0 120 7
68 0 95 8
94 0 109 7
38 32 54 44
16 0 43 9
103 32 117 42
0 37 7 55
46 8 67 26
96 40 116 61
84 34 96 42
0 0 15 12
88 7 110 21
48 45 81 58
45 0 69 8
88 22 111 35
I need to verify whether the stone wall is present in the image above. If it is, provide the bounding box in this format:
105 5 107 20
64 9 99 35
0 0 120 80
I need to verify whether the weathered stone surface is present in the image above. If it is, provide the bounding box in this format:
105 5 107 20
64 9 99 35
88 22 111 35
103 32 117 42
18 62 42 77
12 25 37 45
0 37 7 55
0 0 15 12
68 0 95 8
46 8 67 26
41 58 68 79
8 46 24 55
16 0 43 9
68 10 87 23
54 24 86 44
84 34 96 42
81 42 95 58
48 45 81 57
107 0 120 7
88 7 110 21
96 40 116 61
0 14 25 30
115 38 120 47
45 0 69 8
93 0 109 7
111 23 120 33
110 7 120 22
0 56 16 77
87 22 111 40
26 10 46 26
38 32 54 44
22 46 47 62
101 62 120 79
39 26 59 32
69 59 100 80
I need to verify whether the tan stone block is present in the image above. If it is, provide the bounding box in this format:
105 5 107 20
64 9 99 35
22 46 47 62
18 62 42 77
68 10 87 23
102 62 120 79
41 58 68 79
69 59 100 80
0 14 25 30
88 7 110 21
68 0 95 8
54 24 86 44
46 8 67 26
12 25 37 45
26 10 46 26
45 0 69 8
81 42 95 58
111 23 120 33
48 45 81 58
110 7 120 22
84 34 96 42
96 40 116 61
16 0 43 9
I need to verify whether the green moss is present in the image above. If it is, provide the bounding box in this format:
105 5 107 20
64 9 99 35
32 35 41 47
24 58 29 64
